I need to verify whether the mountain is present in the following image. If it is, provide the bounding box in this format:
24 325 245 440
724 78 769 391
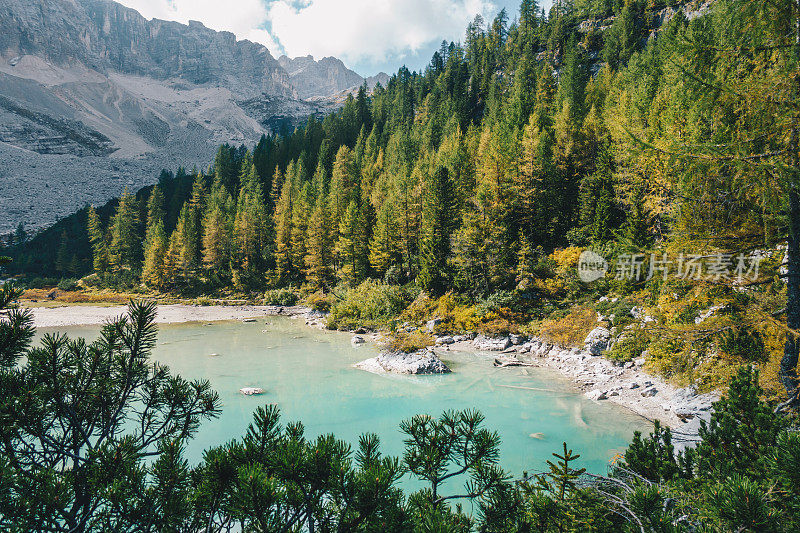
0 0 344 233
279 55 390 99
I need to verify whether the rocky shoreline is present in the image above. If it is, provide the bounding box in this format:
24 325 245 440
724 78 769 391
313 311 717 440
450 334 716 444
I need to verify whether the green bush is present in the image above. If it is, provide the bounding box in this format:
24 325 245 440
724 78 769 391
24 277 59 289
477 291 517 315
263 287 299 306
383 330 435 353
57 278 79 292
606 325 650 362
328 280 413 330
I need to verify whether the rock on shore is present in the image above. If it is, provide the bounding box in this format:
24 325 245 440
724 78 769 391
355 350 451 375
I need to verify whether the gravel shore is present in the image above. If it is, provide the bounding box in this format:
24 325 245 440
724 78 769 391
26 303 310 328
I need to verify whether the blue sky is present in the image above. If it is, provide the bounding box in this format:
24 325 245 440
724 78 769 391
117 0 551 76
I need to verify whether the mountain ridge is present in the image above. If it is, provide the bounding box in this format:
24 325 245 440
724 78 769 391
0 0 383 233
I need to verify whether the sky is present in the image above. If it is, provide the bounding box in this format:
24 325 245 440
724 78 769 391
116 0 547 76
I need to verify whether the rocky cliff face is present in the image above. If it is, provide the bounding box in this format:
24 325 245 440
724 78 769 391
279 55 389 99
0 0 296 98
0 0 350 233
279 55 362 99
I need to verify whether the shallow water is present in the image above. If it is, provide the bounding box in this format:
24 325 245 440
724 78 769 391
38 316 650 479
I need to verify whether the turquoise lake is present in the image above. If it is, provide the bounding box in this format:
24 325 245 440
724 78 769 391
38 316 650 480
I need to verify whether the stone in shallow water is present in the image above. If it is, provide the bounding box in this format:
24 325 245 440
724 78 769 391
355 351 451 375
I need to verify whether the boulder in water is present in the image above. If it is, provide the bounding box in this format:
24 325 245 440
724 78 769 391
355 350 451 375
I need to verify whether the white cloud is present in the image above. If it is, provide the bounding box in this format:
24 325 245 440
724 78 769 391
266 0 496 66
116 0 496 70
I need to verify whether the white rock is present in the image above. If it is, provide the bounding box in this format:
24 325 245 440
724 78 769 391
640 387 658 397
351 335 365 345
585 389 608 401
426 318 443 332
355 350 451 375
436 335 455 345
583 327 611 356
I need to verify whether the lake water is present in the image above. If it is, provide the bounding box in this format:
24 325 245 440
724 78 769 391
38 316 650 479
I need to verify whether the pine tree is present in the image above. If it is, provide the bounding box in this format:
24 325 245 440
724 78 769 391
201 179 234 276
418 167 457 294
171 179 204 279
579 139 619 242
335 199 368 286
305 194 333 290
87 206 109 276
369 200 401 278
273 169 295 284
109 188 141 272
232 164 270 290
55 231 70 275
146 184 166 230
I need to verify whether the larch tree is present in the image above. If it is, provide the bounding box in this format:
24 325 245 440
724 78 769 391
142 220 168 289
290 182 312 280
141 185 168 288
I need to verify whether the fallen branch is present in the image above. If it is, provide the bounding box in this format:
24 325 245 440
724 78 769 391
493 358 534 368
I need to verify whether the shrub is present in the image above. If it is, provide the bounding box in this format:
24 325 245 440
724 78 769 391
478 313 520 335
24 277 59 289
538 307 597 347
57 278 79 292
305 291 333 313
263 287 299 306
328 280 413 330
383 330 435 353
476 291 517 315
399 291 437 324
606 325 650 363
